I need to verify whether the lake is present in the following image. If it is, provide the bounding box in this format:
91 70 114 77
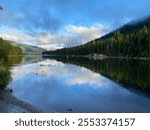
5 55 150 112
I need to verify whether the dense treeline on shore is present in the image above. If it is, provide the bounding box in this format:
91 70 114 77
0 38 23 57
43 17 150 57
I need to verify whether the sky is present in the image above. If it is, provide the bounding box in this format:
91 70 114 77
0 0 150 50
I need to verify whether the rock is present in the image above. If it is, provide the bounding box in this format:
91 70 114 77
67 108 72 112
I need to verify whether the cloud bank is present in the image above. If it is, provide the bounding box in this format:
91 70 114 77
0 24 109 50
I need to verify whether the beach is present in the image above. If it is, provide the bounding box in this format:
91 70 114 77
0 90 54 113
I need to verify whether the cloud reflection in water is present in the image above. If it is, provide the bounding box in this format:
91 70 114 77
8 59 150 112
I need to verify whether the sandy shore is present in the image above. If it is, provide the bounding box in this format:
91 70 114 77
0 90 54 113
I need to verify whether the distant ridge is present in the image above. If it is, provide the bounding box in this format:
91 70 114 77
98 16 150 40
9 42 46 55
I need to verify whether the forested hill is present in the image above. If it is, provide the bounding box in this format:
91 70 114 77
43 16 150 57
0 38 23 57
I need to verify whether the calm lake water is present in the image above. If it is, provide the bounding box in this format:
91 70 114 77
6 55 150 112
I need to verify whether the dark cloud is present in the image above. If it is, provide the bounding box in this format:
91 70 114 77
20 8 62 33
1 0 150 33
0 0 62 33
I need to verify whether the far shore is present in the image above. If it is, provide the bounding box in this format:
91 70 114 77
42 54 150 60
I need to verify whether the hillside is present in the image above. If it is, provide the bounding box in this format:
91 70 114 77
99 16 150 40
0 38 23 57
11 43 46 55
43 16 150 58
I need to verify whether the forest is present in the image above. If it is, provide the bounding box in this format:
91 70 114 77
43 18 150 57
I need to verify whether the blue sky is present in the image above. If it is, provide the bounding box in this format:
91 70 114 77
0 0 150 50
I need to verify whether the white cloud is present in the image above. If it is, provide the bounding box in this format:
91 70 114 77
0 24 109 50
0 26 33 44
35 33 52 44
66 24 105 35
64 24 109 46
38 45 63 50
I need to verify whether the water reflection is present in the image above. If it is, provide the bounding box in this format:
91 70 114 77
8 56 150 112
0 56 23 89
47 56 150 95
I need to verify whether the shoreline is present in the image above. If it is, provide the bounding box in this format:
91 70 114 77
42 54 150 60
0 90 55 113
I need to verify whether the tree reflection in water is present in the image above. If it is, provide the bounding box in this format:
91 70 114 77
43 56 150 95
0 56 23 89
